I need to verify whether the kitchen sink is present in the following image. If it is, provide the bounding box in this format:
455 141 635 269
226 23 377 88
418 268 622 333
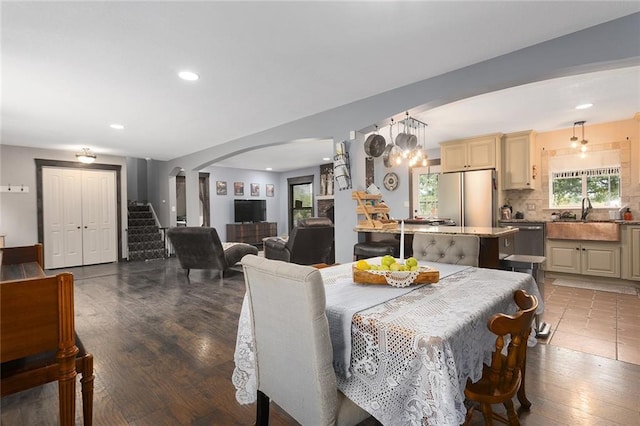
546 221 620 241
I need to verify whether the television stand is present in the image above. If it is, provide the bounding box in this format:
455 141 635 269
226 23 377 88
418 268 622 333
226 222 277 249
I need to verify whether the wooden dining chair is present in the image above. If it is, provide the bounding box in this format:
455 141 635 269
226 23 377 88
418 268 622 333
241 255 370 425
1 272 94 425
464 289 538 426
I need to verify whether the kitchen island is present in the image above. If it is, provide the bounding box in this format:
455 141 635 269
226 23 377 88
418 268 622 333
355 224 518 269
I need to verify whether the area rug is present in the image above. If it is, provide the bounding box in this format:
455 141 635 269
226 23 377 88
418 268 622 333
552 278 638 295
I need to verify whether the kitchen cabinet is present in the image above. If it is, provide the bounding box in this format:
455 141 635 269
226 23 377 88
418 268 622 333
503 130 537 189
621 225 640 281
546 240 620 278
440 134 501 173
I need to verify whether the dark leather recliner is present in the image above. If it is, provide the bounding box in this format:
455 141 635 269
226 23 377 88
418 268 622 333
264 217 334 265
167 227 258 279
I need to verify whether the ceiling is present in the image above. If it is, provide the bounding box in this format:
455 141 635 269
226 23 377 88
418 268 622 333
2 2 640 172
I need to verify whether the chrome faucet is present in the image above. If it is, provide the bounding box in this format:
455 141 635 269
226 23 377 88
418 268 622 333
581 197 593 220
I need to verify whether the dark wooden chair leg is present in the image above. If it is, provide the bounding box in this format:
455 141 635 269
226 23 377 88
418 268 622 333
256 390 269 426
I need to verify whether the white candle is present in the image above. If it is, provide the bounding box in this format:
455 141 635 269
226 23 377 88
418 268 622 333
399 220 405 261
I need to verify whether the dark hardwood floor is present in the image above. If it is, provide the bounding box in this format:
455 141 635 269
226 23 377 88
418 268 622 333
1 258 638 425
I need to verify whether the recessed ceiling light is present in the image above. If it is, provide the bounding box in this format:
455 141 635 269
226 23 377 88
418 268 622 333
178 71 199 81
110 123 125 130
266 167 273 171
575 103 593 110
322 157 331 161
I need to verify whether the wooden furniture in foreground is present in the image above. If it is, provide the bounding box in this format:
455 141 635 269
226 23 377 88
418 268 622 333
1 244 94 426
234 262 543 424
464 289 538 426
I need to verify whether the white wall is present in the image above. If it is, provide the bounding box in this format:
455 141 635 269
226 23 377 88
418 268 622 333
199 165 283 240
0 144 128 253
196 164 324 240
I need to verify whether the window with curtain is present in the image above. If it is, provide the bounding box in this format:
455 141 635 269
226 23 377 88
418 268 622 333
548 149 621 209
550 166 621 208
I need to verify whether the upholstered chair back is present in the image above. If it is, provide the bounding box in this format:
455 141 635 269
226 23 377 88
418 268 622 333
286 217 334 265
264 217 334 265
241 255 369 425
412 234 480 266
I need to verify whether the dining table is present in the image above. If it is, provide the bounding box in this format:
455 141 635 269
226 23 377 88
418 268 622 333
232 259 543 426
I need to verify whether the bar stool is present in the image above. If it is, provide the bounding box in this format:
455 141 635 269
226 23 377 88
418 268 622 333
501 254 551 338
353 240 399 260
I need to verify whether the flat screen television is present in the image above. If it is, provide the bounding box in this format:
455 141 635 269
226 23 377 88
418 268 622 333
234 199 266 223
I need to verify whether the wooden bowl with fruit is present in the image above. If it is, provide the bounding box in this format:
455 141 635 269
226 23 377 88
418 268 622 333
353 256 439 287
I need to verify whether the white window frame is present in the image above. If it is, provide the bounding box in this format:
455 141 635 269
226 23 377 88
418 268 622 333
411 165 442 218
549 166 621 209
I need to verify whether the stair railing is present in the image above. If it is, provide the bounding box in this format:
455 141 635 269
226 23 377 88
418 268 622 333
146 203 173 258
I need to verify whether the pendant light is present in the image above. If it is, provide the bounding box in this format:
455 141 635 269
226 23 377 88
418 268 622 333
577 121 588 152
570 121 579 148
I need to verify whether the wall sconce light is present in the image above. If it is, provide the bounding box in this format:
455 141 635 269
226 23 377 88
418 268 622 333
76 148 97 164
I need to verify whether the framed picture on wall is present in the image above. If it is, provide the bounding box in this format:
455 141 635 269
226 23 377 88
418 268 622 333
250 183 260 197
216 181 227 195
234 182 244 196
266 184 274 197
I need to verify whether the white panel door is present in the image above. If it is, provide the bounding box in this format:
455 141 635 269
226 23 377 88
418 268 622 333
43 167 83 268
82 170 117 264
43 167 117 268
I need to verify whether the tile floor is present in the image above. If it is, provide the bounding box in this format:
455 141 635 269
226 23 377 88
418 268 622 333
539 278 640 365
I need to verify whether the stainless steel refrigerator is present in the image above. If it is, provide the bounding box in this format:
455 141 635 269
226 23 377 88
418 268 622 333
437 169 497 227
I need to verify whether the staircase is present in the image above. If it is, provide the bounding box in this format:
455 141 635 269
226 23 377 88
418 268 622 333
127 204 166 261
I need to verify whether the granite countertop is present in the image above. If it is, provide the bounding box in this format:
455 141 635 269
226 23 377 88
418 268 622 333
355 224 518 238
498 219 640 225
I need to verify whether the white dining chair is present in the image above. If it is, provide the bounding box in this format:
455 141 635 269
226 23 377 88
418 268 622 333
412 234 480 266
240 255 370 426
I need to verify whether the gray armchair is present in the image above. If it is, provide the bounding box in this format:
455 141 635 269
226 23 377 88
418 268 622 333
412 233 480 266
264 217 334 265
167 227 258 279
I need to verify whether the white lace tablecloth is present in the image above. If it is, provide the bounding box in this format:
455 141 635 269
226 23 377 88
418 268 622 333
232 263 543 426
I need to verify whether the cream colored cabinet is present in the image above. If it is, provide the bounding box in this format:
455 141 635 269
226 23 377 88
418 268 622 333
546 240 581 274
546 240 620 278
441 134 500 173
621 225 640 281
503 130 537 189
